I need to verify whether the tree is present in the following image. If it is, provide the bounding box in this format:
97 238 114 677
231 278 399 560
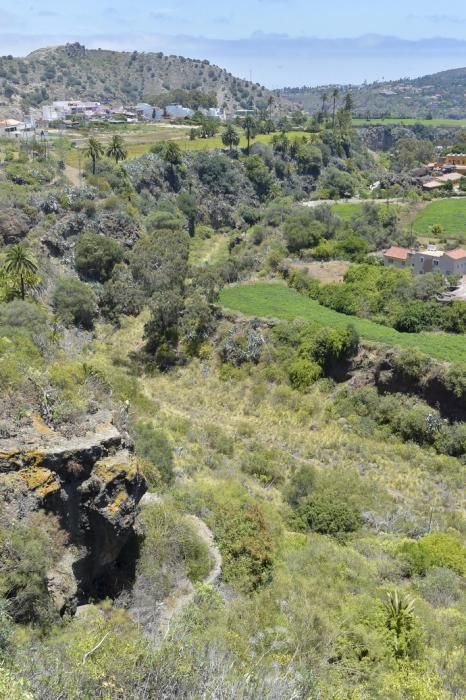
106 135 128 164
344 92 354 114
162 141 183 167
74 232 124 282
332 88 340 129
221 124 240 153
321 91 328 115
178 192 198 237
4 244 38 300
53 278 98 329
242 116 256 155
85 137 105 175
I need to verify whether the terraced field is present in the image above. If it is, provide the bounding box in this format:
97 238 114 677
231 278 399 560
220 282 466 364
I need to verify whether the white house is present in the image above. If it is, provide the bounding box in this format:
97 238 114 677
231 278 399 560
164 104 193 118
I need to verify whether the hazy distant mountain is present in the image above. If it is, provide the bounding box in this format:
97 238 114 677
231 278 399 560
281 66 466 119
0 42 279 117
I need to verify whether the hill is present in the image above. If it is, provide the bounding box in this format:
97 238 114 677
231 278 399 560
281 66 466 119
0 42 278 117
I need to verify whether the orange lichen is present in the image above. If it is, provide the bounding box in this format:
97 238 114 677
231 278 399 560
18 466 60 498
106 489 129 515
31 414 56 435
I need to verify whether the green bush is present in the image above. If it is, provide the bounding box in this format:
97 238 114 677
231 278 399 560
74 232 123 282
139 503 211 597
134 422 174 485
291 496 363 536
286 464 317 506
400 532 466 576
288 358 322 391
52 278 98 329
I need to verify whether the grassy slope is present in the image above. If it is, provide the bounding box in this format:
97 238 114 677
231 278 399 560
220 282 466 364
412 198 466 237
332 202 400 220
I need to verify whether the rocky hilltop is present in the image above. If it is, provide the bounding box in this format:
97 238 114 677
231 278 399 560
0 410 146 612
0 42 278 117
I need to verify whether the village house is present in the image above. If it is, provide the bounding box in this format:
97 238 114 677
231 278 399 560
384 245 466 275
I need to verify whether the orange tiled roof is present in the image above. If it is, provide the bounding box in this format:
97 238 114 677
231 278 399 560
445 248 466 260
384 246 411 261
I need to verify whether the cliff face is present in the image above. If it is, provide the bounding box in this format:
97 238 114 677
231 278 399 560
0 412 146 612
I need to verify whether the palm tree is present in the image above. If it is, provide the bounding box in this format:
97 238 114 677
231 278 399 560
163 141 183 167
85 137 105 175
106 135 128 164
332 88 340 129
221 124 240 153
242 116 256 155
321 92 328 115
4 244 38 300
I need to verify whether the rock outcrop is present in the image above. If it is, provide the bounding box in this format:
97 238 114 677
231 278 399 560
0 411 146 612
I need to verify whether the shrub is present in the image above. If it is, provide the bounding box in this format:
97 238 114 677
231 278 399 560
400 532 466 576
291 496 363 536
138 503 212 601
74 232 123 282
308 325 359 371
134 422 174 485
286 464 317 506
284 212 325 253
288 358 322 391
0 300 48 335
52 278 98 329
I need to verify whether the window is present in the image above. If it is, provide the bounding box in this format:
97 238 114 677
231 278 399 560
433 260 439 266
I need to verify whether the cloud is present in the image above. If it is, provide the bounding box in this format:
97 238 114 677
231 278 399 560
35 10 61 18
3 32 466 86
149 10 187 24
213 16 231 26
406 14 466 25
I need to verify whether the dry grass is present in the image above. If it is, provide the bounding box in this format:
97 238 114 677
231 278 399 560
290 260 350 283
91 312 464 529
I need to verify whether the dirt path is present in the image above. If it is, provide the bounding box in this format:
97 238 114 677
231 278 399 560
64 164 81 187
302 197 404 207
134 493 222 644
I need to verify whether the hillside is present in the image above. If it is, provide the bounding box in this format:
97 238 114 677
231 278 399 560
282 66 466 119
0 42 278 117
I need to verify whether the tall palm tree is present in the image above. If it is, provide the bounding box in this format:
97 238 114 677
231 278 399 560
221 124 240 153
321 92 328 115
85 137 105 175
106 135 128 164
5 244 38 300
163 141 183 167
332 88 340 129
242 116 256 155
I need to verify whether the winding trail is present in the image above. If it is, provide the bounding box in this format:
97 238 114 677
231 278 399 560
132 492 222 644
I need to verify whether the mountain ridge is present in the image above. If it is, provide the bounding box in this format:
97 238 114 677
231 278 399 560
281 65 466 119
0 42 280 118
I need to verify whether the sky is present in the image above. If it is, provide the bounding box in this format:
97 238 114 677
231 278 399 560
3 1 466 86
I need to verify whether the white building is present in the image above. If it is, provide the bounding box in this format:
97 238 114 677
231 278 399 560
164 104 194 118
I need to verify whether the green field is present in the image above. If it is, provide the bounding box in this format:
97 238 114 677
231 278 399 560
332 202 399 220
412 199 466 238
220 282 466 364
62 128 309 166
353 117 466 127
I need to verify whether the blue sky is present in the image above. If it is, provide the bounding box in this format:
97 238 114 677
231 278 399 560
3 1 466 85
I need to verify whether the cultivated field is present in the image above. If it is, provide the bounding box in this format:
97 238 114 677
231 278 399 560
220 282 466 364
56 126 309 166
411 198 466 239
